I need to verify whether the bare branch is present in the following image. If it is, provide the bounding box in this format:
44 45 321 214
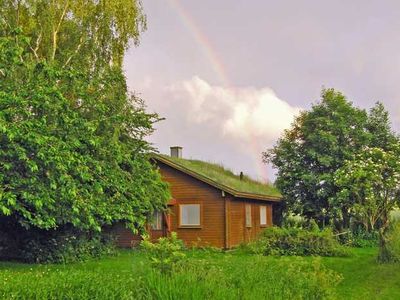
29 31 42 60
51 0 69 61
62 35 84 68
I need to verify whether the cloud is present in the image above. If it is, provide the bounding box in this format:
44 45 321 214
167 76 300 148
137 76 299 180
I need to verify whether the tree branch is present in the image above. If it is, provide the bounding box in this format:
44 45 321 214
62 35 84 68
51 0 69 61
29 31 42 60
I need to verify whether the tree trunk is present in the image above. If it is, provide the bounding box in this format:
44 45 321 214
377 211 392 263
341 207 351 230
378 227 391 263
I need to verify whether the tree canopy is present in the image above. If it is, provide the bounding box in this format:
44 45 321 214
335 146 400 262
0 0 170 233
0 34 169 232
0 0 146 70
264 89 399 230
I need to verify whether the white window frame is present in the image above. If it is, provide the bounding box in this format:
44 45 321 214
260 205 267 226
179 204 201 227
245 204 252 228
151 210 163 230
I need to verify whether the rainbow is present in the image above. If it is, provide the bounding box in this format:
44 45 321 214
166 0 230 87
167 0 269 181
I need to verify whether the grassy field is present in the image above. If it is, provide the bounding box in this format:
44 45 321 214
0 247 398 299
323 248 400 299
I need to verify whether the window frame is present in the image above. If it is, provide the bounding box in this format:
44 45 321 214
179 203 202 228
245 204 252 228
260 205 267 227
151 210 163 231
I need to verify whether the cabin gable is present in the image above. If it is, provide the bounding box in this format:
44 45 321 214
157 161 226 248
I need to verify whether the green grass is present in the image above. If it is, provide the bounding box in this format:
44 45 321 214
322 248 400 299
0 248 399 299
157 154 281 197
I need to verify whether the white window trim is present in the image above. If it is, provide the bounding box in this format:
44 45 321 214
179 204 201 227
245 204 252 228
151 210 163 230
260 205 267 226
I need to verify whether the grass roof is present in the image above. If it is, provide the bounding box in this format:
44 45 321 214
156 154 281 199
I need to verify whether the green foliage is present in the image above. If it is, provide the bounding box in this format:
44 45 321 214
245 226 349 257
0 0 146 70
0 250 343 300
339 230 379 248
265 89 370 227
142 256 341 300
378 221 400 263
141 232 186 274
0 221 116 263
265 90 399 231
366 102 398 151
0 34 170 233
21 230 116 264
335 147 400 233
334 146 400 262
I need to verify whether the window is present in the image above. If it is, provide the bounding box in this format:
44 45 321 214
180 204 201 227
245 204 252 227
260 205 267 226
151 210 163 230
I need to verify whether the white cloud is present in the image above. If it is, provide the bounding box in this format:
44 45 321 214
138 76 300 181
167 76 300 148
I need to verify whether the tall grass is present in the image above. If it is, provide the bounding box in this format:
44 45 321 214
0 251 341 300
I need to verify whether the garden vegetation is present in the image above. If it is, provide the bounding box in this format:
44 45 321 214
265 91 400 262
0 0 169 263
244 226 349 257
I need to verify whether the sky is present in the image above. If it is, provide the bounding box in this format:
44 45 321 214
124 0 400 182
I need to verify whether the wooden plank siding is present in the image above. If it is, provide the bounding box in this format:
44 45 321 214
159 162 226 248
113 160 277 249
228 198 273 247
112 223 142 248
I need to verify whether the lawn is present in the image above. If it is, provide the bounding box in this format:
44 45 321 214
322 247 400 299
0 248 399 299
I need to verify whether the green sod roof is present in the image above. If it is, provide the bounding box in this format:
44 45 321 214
154 154 281 201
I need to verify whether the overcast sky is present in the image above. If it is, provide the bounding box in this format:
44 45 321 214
124 0 400 182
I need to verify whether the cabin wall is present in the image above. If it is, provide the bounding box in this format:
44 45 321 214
159 163 226 248
113 160 276 249
228 198 273 247
112 223 142 248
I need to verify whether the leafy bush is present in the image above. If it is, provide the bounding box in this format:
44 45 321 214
21 232 116 264
0 222 116 264
141 232 186 274
245 226 349 257
339 230 379 248
378 221 400 263
282 214 307 228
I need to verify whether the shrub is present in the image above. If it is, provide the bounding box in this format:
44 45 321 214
378 221 400 263
339 230 379 248
21 231 116 264
0 222 116 264
244 226 349 257
141 232 186 274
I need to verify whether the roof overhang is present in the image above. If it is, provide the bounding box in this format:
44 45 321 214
152 154 282 202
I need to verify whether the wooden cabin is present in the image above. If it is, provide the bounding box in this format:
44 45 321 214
115 147 282 249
